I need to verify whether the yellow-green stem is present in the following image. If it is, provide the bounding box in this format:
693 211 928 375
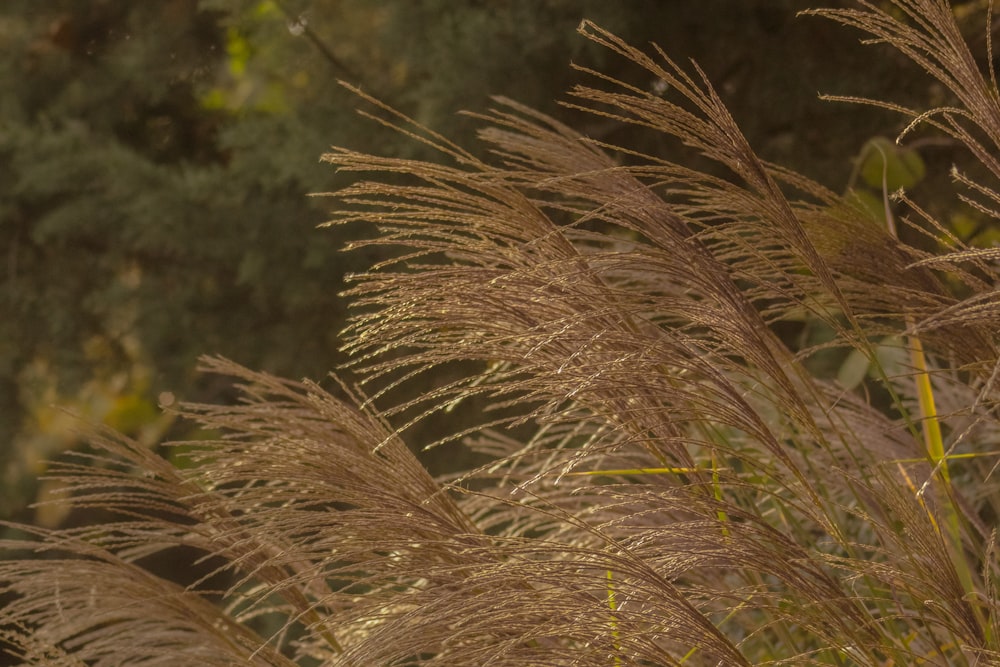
711 450 730 536
878 151 977 618
606 569 622 666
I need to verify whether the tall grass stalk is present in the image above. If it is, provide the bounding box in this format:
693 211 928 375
879 141 981 633
3 1 1000 665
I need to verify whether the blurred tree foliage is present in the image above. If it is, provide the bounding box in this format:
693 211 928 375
0 0 960 518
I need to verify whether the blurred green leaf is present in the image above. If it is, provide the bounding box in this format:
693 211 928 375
837 347 870 389
103 393 158 435
859 136 926 191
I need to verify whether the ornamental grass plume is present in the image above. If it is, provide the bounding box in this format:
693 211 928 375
4 1 1000 664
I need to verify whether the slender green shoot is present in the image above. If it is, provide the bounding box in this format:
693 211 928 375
606 569 622 667
878 145 976 608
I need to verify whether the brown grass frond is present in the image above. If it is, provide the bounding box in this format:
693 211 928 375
5 3 1000 665
805 0 1000 181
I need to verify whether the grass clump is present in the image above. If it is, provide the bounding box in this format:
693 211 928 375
4 1 1000 664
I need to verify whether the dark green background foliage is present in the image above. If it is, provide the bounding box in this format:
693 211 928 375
0 0 952 516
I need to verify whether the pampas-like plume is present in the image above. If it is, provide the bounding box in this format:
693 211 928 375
4 2 1000 664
